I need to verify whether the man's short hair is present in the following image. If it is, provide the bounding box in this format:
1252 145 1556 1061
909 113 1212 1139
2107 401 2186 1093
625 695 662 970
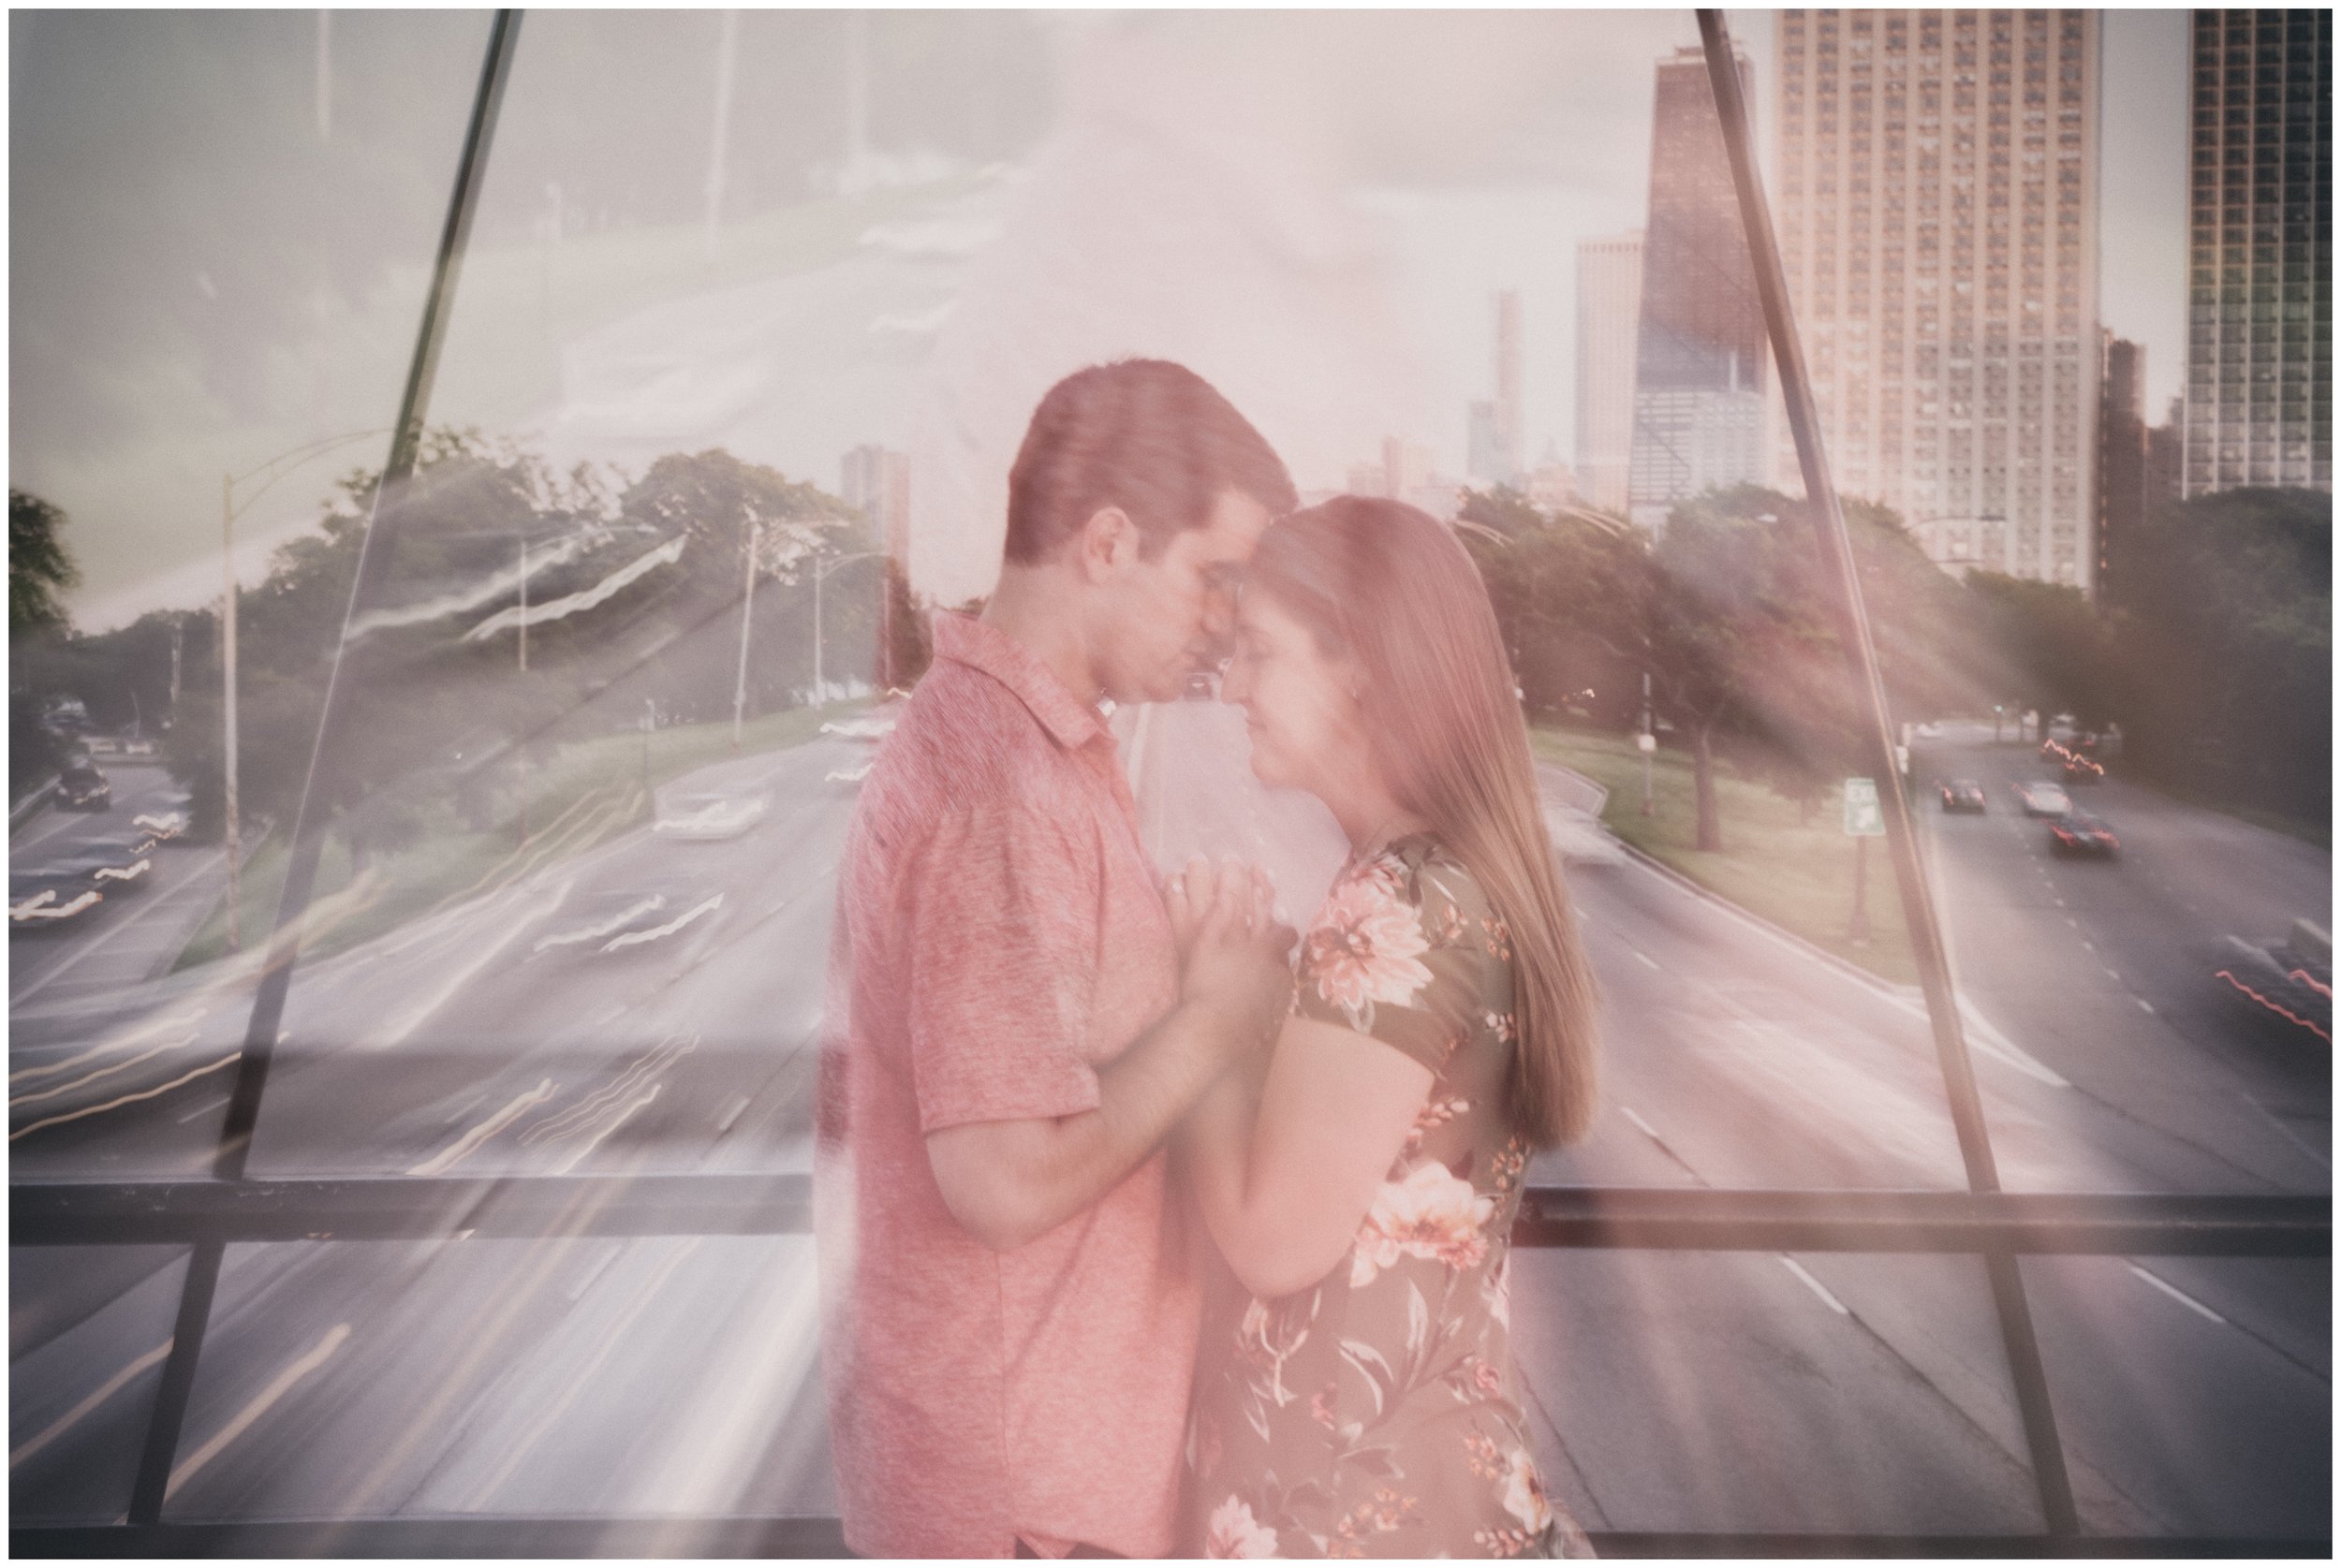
1004 360 1297 564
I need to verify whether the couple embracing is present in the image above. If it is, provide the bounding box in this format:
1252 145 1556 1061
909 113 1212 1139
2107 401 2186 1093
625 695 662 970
817 359 1600 1560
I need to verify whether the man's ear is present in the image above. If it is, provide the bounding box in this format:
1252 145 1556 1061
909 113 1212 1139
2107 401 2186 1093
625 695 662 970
1074 506 1138 584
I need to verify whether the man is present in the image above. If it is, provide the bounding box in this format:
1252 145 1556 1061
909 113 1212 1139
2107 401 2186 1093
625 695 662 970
817 360 1301 1559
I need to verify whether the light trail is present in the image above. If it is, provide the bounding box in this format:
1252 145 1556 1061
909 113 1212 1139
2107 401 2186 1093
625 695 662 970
10 1053 241 1141
2126 1265 2227 1326
8 1035 198 1110
407 1078 559 1176
11 1011 206 1086
166 1323 354 1499
11 1340 174 1468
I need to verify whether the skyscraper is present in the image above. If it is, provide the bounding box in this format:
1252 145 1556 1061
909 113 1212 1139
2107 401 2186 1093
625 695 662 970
1467 401 1508 487
1493 289 1524 481
1574 230 1643 516
1629 46 1768 532
1774 9 2102 590
2180 8 2332 495
841 445 910 564
2097 334 2149 605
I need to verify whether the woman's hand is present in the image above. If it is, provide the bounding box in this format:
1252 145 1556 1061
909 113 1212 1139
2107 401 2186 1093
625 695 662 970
1167 856 1293 1055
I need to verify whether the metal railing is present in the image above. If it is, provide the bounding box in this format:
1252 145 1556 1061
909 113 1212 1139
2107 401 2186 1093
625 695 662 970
9 9 2330 1561
8 1172 2329 1557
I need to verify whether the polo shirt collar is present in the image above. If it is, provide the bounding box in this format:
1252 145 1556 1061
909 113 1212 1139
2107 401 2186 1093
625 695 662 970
931 611 1108 751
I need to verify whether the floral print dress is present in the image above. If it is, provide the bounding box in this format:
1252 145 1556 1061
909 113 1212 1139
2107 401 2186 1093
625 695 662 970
1183 835 1593 1560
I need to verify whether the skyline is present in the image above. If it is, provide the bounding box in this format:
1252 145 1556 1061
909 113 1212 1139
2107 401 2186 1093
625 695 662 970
12 11 2198 627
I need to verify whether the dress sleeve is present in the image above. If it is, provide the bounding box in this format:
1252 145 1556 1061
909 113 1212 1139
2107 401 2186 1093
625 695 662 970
1289 854 1507 1077
905 803 1105 1133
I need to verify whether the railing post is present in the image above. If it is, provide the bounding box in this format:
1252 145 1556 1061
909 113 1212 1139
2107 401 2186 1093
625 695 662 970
1692 8 2079 1536
123 11 526 1525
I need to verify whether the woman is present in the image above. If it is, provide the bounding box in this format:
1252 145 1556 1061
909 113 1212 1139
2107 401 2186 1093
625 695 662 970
1167 496 1602 1559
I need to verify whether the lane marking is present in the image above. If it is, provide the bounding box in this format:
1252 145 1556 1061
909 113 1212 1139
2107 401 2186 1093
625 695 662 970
2126 1264 2227 1325
10 1340 173 1467
2080 939 2094 950
2102 966 2120 981
1779 1256 1850 1314
1631 949 1661 972
2136 999 2155 1015
10 1053 240 1141
406 1079 557 1177
166 1323 353 1499
1621 1106 1662 1142
2238 1093 2331 1171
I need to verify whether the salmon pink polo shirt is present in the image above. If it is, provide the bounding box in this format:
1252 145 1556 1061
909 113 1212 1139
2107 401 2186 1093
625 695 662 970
816 611 1200 1560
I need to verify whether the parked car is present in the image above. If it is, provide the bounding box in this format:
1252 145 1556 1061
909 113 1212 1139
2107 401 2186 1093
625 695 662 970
2048 811 2120 857
1937 779 1988 813
2214 919 2332 1045
58 761 111 812
2011 780 2072 817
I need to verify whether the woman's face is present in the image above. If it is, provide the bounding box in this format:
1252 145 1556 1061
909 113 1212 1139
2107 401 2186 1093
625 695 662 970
1220 587 1367 797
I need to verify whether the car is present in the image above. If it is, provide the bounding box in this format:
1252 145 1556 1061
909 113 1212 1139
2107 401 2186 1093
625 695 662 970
1937 779 1987 813
2011 780 2072 817
651 791 767 842
58 762 111 813
8 870 104 932
2048 810 2119 857
2214 918 2332 1045
531 884 726 959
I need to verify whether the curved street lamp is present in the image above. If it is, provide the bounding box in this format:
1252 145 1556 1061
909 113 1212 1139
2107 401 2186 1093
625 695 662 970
219 427 390 949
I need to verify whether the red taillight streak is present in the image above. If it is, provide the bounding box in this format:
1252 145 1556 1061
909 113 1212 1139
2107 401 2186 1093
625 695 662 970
2215 969 2334 1042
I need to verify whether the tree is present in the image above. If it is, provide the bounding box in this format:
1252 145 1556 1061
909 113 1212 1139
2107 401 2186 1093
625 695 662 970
10 489 79 640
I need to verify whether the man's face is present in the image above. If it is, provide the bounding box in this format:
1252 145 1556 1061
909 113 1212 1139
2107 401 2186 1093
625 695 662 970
1096 489 1274 705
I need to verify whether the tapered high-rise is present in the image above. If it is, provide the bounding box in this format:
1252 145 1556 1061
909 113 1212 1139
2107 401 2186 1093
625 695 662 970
1774 9 2101 590
2181 8 2332 495
1628 46 1768 531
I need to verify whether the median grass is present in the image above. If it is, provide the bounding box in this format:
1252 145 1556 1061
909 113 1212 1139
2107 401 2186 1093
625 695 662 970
171 698 861 972
1531 724 1919 986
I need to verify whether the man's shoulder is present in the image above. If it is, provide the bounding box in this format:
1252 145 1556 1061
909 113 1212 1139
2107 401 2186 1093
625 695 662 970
879 666 1088 810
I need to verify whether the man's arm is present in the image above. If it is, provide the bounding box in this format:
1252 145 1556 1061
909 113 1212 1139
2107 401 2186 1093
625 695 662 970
925 870 1291 1253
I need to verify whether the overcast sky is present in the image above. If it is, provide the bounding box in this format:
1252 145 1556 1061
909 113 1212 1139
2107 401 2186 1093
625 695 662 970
12 9 2190 626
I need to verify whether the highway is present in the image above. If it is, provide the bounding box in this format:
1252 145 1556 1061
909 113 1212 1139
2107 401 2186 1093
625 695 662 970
8 711 2328 1541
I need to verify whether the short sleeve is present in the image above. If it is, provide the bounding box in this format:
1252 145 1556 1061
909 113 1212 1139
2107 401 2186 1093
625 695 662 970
905 805 1105 1133
1291 851 1506 1077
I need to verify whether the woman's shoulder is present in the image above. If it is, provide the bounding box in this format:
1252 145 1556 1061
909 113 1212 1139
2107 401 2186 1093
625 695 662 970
1382 836 1504 951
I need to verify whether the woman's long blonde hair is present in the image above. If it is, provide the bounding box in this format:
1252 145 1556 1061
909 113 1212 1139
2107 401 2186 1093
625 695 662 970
1245 497 1601 1145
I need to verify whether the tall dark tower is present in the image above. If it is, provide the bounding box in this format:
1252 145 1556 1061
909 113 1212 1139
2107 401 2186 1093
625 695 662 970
2181 8 2332 495
1628 45 1768 531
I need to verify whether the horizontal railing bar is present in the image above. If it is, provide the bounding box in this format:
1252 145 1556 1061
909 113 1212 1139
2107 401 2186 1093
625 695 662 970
6 1520 2326 1559
11 1178 2328 1255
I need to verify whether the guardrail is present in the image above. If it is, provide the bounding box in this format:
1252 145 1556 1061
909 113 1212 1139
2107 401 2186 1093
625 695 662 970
9 1173 2329 1558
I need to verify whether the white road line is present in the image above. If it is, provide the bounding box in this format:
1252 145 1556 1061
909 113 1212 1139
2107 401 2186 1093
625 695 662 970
1779 1256 1850 1314
174 1093 231 1125
167 1323 353 1498
1631 949 1661 972
2080 939 2094 950
2065 917 2079 928
2136 999 2156 1015
2238 1094 2331 1171
11 1340 173 1467
2102 966 2120 981
2126 1264 2228 1325
1621 1106 1662 1142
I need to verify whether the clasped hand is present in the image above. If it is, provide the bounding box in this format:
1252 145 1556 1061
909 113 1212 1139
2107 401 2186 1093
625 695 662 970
1163 855 1297 1053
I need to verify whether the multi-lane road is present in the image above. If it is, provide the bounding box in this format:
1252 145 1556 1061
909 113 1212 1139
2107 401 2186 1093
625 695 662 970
9 712 2329 1541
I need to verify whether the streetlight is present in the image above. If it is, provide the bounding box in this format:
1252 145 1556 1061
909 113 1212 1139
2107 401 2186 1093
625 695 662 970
810 550 885 712
219 428 390 950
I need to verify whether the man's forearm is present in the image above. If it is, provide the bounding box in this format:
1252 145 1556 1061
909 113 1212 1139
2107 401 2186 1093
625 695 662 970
927 997 1253 1252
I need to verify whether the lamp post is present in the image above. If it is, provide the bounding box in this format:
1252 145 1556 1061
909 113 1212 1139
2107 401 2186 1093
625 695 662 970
219 428 390 950
731 522 761 747
1639 671 1656 816
810 550 885 711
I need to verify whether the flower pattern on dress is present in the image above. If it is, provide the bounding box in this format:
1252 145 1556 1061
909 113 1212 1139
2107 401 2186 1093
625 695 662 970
1349 1160 1496 1288
1305 861 1435 1019
1182 835 1592 1561
1206 1496 1280 1559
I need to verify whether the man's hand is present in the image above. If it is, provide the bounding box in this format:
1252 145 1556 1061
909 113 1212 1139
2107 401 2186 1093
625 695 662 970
1166 856 1293 1058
